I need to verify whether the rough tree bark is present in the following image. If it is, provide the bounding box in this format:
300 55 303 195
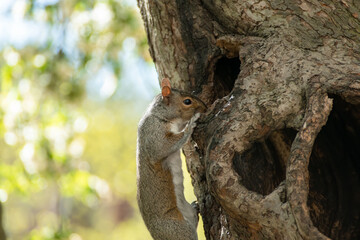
137 0 360 239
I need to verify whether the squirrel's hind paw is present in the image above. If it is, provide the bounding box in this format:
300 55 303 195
191 201 199 214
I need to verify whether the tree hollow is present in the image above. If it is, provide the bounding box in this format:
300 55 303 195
233 129 297 196
308 95 360 240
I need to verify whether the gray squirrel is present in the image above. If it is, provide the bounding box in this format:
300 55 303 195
136 78 207 240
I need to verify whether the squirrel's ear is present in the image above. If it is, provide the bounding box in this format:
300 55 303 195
161 78 171 97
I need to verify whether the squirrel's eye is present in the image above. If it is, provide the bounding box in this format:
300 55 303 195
183 99 192 105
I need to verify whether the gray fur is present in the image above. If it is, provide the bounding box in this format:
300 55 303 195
137 90 206 240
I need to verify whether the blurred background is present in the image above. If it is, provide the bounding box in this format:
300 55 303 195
0 0 204 239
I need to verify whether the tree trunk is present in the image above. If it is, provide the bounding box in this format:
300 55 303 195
137 0 360 239
0 203 6 240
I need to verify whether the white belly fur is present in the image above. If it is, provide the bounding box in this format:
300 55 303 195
163 151 197 229
169 118 187 134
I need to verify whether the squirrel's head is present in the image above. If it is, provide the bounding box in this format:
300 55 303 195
161 78 207 121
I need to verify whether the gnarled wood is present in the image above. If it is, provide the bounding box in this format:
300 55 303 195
138 0 360 238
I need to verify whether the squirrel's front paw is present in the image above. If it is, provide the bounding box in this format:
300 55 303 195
185 113 201 136
188 113 200 127
192 113 201 122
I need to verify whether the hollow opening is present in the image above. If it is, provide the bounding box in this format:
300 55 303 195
308 95 360 240
233 128 297 196
212 56 240 100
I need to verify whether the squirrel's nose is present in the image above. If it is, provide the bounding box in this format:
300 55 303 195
199 104 207 113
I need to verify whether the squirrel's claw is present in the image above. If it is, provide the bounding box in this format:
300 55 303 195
191 201 200 214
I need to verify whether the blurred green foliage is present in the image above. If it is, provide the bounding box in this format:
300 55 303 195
0 0 205 239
